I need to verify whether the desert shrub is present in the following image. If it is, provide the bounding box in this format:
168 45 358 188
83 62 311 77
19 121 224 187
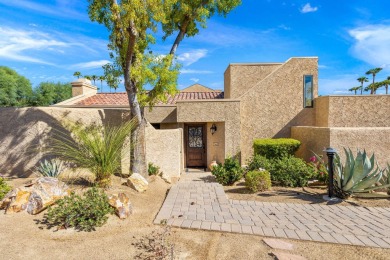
245 170 271 193
37 159 64 178
270 156 315 187
50 119 135 187
246 154 272 172
308 155 328 184
148 162 160 176
0 177 12 200
46 187 114 231
211 157 243 186
253 138 301 159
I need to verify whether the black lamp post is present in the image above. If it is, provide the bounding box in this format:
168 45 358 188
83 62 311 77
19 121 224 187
324 147 337 198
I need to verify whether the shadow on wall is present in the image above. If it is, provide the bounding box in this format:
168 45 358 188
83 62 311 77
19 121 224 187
273 108 315 138
0 107 130 178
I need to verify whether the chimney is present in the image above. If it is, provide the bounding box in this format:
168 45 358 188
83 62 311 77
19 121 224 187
71 78 97 97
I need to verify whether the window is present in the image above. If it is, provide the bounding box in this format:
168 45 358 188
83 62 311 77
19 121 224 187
304 75 314 108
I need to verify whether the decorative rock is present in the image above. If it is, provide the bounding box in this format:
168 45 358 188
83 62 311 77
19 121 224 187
161 172 172 184
0 177 69 215
127 173 148 192
263 238 294 250
108 193 133 219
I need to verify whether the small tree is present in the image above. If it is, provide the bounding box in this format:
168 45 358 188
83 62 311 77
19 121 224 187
73 71 82 79
348 86 360 95
366 68 382 94
87 0 241 177
357 76 369 95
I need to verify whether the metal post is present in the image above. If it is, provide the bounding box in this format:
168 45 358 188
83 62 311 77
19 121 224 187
324 147 337 198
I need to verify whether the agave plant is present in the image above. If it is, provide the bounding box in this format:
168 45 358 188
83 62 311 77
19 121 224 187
332 148 390 198
37 159 64 178
379 164 390 195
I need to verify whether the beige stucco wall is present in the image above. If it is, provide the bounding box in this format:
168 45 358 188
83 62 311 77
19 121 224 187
239 57 318 163
224 63 282 99
145 124 183 179
292 126 390 168
206 122 225 166
0 107 184 179
144 106 177 124
315 95 390 127
0 107 131 177
177 100 241 164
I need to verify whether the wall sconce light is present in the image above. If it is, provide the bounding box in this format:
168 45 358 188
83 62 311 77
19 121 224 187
210 123 217 135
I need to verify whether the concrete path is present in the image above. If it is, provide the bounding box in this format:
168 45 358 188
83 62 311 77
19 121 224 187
154 172 390 248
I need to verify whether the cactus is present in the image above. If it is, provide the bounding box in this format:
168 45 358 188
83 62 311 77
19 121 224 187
333 148 390 198
37 159 64 178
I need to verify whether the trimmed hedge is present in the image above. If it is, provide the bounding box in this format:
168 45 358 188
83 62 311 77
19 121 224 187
253 138 301 159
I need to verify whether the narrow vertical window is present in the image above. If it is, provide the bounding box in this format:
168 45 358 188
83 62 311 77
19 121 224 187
304 75 313 108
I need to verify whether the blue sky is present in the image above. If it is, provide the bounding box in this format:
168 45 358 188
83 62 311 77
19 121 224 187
0 0 390 95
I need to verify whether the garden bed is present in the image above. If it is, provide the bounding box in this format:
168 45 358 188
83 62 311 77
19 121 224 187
224 180 390 208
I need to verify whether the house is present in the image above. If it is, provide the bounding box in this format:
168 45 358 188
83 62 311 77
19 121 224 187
1 56 389 179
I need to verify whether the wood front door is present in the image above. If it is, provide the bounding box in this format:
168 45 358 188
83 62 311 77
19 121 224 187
185 124 206 167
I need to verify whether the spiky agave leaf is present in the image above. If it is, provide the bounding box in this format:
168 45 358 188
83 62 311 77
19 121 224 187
342 148 354 187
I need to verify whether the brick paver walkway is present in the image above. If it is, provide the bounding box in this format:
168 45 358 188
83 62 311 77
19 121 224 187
154 172 390 248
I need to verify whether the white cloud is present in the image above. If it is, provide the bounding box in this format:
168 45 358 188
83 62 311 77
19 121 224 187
71 60 111 70
300 3 318 13
0 27 67 64
349 24 390 68
180 69 213 74
190 78 199 83
177 49 208 66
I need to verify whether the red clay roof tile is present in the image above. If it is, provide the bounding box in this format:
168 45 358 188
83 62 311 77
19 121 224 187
75 91 224 106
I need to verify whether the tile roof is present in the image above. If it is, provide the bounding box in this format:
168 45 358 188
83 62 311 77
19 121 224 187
75 91 224 106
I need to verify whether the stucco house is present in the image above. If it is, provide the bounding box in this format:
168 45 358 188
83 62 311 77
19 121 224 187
1 56 389 179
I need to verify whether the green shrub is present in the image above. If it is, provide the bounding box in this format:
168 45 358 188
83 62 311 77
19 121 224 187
37 159 64 178
148 162 160 176
253 138 301 159
211 157 243 186
50 119 135 187
46 187 114 231
246 154 272 172
270 156 315 187
245 170 271 193
0 177 12 200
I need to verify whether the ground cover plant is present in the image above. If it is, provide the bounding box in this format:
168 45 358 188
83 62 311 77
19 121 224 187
212 157 243 186
50 119 135 187
245 169 271 193
0 177 12 200
148 162 160 176
45 187 114 231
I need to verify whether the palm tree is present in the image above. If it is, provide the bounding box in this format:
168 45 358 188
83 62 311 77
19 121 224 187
379 79 390 94
365 82 381 94
91 75 98 86
99 76 105 93
348 86 360 95
357 76 369 95
84 75 92 80
366 68 382 94
73 71 82 79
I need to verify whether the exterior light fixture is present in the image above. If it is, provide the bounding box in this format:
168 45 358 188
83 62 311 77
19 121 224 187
323 147 338 200
210 123 217 135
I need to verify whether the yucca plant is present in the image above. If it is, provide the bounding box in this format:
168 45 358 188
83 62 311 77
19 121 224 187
333 148 390 198
50 119 135 187
37 159 64 178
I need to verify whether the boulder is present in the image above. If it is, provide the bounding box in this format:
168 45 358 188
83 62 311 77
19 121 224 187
108 193 133 219
0 177 69 215
127 173 148 192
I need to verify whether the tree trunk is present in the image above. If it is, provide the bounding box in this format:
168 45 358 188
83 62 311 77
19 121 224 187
125 79 147 177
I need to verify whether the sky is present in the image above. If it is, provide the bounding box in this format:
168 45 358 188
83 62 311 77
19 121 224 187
0 1 390 95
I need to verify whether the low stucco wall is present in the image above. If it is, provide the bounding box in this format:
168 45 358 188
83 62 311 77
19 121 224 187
145 124 183 179
0 107 183 179
315 95 390 127
292 126 390 168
